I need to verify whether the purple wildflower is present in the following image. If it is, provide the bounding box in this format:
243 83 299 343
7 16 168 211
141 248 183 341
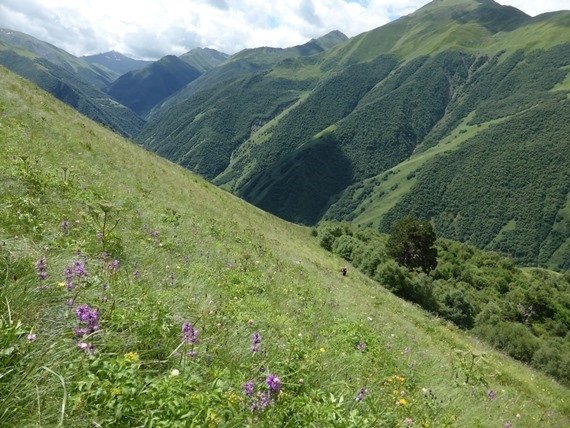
487 389 497 401
27 333 37 341
243 380 255 397
109 259 119 274
358 340 366 352
60 220 69 230
74 304 100 335
73 260 88 278
265 373 281 395
181 322 199 343
35 257 48 281
251 332 261 352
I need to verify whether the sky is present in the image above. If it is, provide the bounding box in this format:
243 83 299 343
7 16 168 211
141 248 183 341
1 0 569 60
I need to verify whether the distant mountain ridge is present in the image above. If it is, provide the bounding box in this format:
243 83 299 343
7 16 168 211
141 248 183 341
145 30 348 119
82 51 152 76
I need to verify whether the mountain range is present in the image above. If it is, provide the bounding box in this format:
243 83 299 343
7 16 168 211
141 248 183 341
0 0 569 271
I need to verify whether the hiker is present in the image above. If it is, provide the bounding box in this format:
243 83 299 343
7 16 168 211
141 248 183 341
341 266 347 276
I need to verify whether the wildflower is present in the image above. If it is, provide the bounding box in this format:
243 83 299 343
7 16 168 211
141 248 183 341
320 348 326 353
109 259 119 274
134 270 141 278
77 342 95 354
27 333 37 341
243 380 255 397
266 374 281 395
358 340 366 352
251 332 261 352
170 369 180 377
355 387 368 402
404 346 411 354
124 352 139 362
60 220 69 230
74 304 100 336
399 398 407 406
73 260 88 278
181 322 199 343
35 257 47 281
487 389 497 401
404 418 414 425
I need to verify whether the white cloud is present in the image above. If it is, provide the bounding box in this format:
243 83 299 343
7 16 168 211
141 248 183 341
0 0 568 59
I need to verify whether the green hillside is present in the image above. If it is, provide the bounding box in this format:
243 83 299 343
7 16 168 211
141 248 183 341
2 66 569 427
138 0 570 270
179 47 229 74
0 28 118 88
0 43 144 138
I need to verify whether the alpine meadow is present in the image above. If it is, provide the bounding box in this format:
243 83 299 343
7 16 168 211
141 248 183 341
1 0 570 427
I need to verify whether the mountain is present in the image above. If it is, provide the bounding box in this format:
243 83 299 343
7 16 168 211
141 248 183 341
0 43 144 137
1 64 568 427
82 50 152 76
137 0 570 270
104 55 202 117
146 30 348 119
179 47 229 73
0 28 118 87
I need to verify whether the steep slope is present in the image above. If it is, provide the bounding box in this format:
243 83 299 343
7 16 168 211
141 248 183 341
0 45 144 137
82 50 152 76
105 55 202 117
2 65 569 428
179 47 229 73
0 27 118 87
139 0 570 269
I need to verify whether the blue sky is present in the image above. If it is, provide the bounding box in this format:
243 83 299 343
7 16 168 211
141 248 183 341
0 0 568 59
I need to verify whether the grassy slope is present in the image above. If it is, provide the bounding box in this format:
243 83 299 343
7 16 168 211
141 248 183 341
1 66 568 426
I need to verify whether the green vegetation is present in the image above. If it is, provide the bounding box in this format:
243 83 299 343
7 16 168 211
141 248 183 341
0 49 144 138
105 55 202 117
316 221 570 386
387 216 438 274
137 5 570 270
2 65 569 427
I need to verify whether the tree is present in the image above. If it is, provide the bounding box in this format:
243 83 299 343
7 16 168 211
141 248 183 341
386 215 438 273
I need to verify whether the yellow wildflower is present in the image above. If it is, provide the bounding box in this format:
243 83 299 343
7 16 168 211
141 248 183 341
320 348 326 353
399 398 407 406
124 352 139 362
